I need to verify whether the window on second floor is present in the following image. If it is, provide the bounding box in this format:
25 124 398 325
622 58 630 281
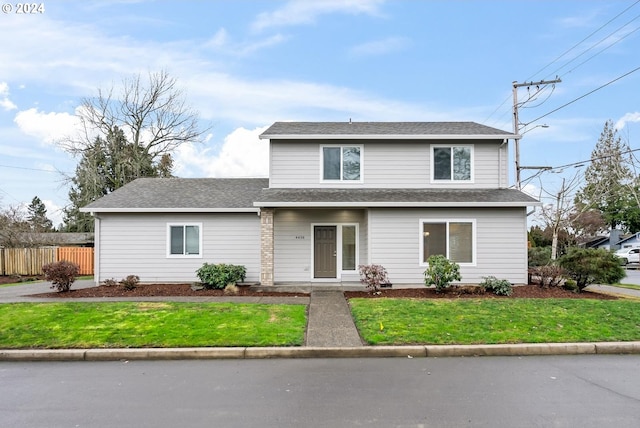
432 145 472 182
322 145 362 182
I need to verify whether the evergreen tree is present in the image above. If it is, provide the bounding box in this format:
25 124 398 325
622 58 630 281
27 196 53 232
63 127 173 232
575 120 640 231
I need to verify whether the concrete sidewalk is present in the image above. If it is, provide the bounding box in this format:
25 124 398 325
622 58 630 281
2 280 640 360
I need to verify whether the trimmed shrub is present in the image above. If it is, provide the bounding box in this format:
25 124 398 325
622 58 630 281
196 263 247 290
120 275 140 291
102 278 118 287
424 255 461 293
559 248 625 292
480 276 513 296
529 264 566 288
358 264 390 292
42 260 80 292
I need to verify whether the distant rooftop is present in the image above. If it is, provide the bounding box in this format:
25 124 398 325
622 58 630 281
260 121 515 139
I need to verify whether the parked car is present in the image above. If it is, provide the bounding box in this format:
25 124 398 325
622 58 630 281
615 247 640 265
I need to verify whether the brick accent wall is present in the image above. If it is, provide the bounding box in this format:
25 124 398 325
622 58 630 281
260 208 275 286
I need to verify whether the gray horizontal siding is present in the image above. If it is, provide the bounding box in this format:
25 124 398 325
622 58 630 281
367 208 527 284
96 213 260 283
269 140 508 189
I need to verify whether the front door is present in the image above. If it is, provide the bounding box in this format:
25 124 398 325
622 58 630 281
314 226 337 278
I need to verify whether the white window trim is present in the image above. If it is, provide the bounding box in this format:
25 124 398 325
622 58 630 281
430 144 474 183
418 218 476 266
166 223 203 258
319 144 364 183
310 222 360 280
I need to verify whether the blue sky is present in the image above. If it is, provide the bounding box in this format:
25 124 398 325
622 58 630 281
1 0 639 226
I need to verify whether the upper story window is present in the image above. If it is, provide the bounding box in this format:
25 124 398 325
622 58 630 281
432 145 472 182
167 223 202 258
322 145 362 182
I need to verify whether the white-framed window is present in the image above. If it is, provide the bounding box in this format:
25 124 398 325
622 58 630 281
167 223 202 258
321 145 362 182
431 145 473 182
419 219 475 265
341 224 358 271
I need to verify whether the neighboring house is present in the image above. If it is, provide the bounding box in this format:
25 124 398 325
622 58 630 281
616 232 640 249
81 121 539 286
582 229 628 251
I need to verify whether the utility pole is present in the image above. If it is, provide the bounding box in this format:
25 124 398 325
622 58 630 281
512 78 561 190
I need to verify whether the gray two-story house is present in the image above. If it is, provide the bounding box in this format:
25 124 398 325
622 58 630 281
82 121 539 286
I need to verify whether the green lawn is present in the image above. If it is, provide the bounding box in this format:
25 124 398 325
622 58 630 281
349 298 640 345
0 302 306 348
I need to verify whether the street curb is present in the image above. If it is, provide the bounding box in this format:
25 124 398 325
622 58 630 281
2 342 640 361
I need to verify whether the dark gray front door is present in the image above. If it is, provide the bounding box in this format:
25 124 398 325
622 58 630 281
314 226 337 278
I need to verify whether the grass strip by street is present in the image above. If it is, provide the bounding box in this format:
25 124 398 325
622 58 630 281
349 298 640 345
612 283 640 291
0 302 306 348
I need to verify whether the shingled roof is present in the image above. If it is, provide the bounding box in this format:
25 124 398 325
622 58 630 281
260 121 515 139
81 177 538 212
81 178 268 213
253 188 539 208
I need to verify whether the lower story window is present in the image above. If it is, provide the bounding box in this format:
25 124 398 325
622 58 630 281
342 225 357 270
421 220 474 264
168 224 202 257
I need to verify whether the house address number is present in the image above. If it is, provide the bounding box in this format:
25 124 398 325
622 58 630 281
295 235 305 240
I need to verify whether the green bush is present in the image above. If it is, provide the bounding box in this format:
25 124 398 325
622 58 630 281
528 246 551 267
196 263 247 289
42 260 80 292
562 278 578 293
559 248 625 292
423 255 461 292
480 276 513 296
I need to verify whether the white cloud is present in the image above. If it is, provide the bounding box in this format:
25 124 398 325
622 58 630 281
252 0 385 32
43 199 64 228
13 108 80 145
615 112 640 130
205 30 288 57
0 82 17 111
349 36 410 57
174 126 269 178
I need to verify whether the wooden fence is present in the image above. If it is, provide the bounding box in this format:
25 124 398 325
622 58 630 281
0 247 94 276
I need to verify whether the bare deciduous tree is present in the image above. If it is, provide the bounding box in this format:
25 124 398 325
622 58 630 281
62 70 206 160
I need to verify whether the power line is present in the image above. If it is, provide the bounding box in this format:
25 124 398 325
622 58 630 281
484 1 640 126
523 65 640 127
534 0 640 81
0 164 61 173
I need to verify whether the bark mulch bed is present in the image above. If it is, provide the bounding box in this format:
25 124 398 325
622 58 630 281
31 283 310 298
28 281 616 300
345 285 616 299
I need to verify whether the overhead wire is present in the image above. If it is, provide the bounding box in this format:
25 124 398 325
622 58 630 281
483 1 640 127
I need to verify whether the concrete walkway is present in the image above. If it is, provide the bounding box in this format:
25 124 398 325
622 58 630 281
3 280 640 360
306 290 362 347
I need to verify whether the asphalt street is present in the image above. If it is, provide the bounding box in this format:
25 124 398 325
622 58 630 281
2 355 640 428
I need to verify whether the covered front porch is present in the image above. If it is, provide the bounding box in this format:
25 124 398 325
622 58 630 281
259 208 368 286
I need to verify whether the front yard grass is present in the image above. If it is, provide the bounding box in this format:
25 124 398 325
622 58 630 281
349 298 640 345
0 302 306 348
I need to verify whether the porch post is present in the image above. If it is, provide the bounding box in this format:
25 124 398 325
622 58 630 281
260 208 275 286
